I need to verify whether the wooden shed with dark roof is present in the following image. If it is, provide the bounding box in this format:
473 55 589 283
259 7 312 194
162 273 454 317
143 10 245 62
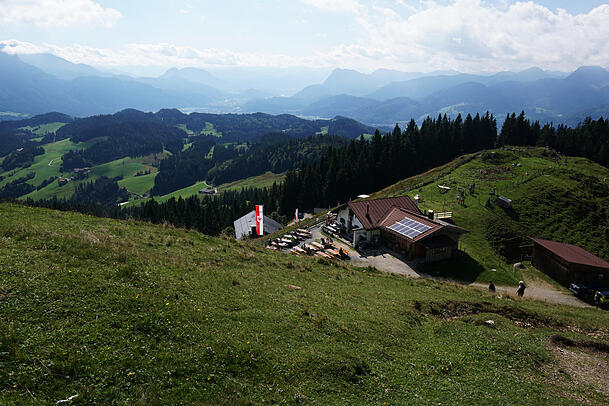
530 237 609 287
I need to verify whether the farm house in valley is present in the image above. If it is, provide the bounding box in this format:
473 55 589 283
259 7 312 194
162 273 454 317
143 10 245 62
335 196 467 263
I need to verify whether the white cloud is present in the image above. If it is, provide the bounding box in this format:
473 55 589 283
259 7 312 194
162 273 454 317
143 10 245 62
2 1 609 73
179 3 192 14
0 0 122 28
0 39 318 69
325 0 609 72
300 0 362 13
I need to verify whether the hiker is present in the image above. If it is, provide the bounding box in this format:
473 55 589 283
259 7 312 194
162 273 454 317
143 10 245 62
517 281 526 297
488 281 496 293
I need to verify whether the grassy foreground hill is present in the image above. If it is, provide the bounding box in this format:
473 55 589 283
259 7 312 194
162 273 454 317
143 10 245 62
1 203 608 404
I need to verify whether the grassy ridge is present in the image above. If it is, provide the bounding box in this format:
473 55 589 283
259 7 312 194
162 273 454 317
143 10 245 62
217 171 285 192
0 139 82 189
121 180 211 208
18 122 66 136
118 172 159 196
0 203 608 404
123 171 285 208
372 147 609 286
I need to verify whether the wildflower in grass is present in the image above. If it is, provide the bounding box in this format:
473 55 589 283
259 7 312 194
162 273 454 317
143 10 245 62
165 302 170 306
196 308 201 311
205 317 208 321
136 293 141 299
260 332 263 336
186 377 189 381
128 372 134 376
247 341 250 344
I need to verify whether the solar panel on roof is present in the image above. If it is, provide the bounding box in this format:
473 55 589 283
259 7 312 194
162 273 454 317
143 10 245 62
388 217 432 240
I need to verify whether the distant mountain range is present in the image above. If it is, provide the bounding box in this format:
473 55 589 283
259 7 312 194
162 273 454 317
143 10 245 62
1 50 609 126
244 66 609 126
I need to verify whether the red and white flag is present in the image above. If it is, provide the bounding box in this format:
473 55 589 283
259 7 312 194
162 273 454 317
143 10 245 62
255 205 264 236
294 208 299 221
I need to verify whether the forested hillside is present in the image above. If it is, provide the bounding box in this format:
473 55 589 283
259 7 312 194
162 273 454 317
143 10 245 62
152 134 348 196
0 109 377 204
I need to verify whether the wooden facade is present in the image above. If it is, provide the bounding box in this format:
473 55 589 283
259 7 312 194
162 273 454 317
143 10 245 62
531 239 609 287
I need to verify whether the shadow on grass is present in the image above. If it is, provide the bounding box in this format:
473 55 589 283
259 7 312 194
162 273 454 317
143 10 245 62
502 206 520 221
416 251 486 284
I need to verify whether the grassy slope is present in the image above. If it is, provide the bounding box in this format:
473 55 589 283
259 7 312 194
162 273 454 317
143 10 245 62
177 123 222 137
0 203 608 405
118 172 159 196
123 172 285 209
0 144 169 200
122 180 211 208
372 147 609 286
0 139 81 189
217 171 285 192
19 122 66 136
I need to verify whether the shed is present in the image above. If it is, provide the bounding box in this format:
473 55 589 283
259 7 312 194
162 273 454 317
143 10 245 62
233 211 283 240
530 237 609 287
497 196 512 208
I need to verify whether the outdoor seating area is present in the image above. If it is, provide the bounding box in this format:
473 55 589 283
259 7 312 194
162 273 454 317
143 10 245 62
267 228 312 249
267 227 350 261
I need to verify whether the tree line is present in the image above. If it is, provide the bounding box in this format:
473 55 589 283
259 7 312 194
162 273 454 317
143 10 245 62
498 112 609 167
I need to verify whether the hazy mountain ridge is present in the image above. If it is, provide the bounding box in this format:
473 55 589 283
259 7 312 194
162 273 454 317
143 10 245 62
2 51 609 126
245 66 609 125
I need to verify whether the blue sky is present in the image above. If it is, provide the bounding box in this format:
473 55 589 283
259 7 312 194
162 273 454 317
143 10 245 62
1 0 609 75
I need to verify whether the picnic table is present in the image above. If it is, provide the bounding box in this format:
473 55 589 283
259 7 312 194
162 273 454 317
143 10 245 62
292 247 306 255
311 241 324 250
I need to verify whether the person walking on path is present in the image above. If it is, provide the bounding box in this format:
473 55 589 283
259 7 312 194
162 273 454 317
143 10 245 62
488 281 496 293
517 281 526 297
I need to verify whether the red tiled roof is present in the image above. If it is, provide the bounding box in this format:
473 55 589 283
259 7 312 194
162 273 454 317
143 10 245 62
531 237 609 270
379 207 442 242
348 196 419 230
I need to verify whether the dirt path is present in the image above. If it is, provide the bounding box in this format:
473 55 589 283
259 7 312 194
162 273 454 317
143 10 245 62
470 282 591 308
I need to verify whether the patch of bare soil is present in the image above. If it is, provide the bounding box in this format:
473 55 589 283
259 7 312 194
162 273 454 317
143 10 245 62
416 300 609 341
545 335 609 403
415 300 564 329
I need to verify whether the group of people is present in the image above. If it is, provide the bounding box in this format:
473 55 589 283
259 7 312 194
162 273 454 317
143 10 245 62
456 191 466 206
488 280 526 297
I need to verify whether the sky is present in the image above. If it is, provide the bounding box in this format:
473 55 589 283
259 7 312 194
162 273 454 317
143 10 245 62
1 0 609 76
